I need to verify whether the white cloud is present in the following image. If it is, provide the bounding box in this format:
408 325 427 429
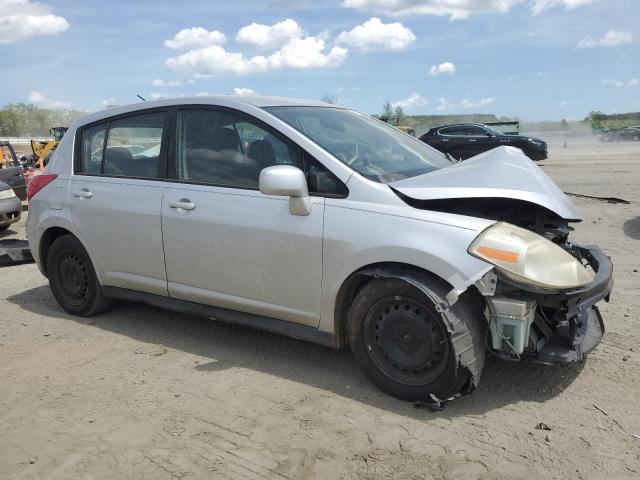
342 0 595 18
150 92 185 100
342 0 521 19
508 74 519 80
531 0 596 15
195 91 211 96
429 61 456 76
101 98 116 107
603 78 639 88
151 79 182 87
233 87 256 95
435 96 495 111
166 36 348 76
164 27 226 50
391 93 427 110
459 97 495 109
577 30 633 48
435 97 453 112
235 19 303 50
28 90 70 109
559 100 568 106
0 0 69 44
336 17 415 52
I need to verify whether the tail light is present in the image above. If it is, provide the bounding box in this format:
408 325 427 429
27 173 58 201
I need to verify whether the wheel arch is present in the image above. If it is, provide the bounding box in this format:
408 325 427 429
39 226 101 282
332 262 455 349
333 261 487 393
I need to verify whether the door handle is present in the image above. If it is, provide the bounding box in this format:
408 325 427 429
73 189 92 199
168 199 195 211
469 138 477 142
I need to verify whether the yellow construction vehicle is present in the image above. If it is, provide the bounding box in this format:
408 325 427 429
30 127 67 168
379 116 416 137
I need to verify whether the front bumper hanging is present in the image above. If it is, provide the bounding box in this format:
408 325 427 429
496 244 613 363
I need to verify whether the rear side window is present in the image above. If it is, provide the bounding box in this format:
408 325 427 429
104 112 166 178
81 123 106 174
78 110 168 178
439 126 465 136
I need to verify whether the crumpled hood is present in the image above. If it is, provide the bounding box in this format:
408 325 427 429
390 146 580 221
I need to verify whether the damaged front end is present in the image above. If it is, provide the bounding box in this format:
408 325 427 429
480 244 612 363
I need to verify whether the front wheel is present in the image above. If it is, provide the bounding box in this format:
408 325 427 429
348 278 482 401
47 235 112 316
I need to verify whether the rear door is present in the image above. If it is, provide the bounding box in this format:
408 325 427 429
161 107 332 326
69 109 170 296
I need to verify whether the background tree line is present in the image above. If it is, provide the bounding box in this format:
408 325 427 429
0 103 85 137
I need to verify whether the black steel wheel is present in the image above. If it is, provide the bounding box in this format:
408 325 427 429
348 277 481 401
55 251 90 306
47 235 112 316
363 296 450 386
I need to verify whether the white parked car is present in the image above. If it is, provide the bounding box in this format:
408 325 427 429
26 96 613 401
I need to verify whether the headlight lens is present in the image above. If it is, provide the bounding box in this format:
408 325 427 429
527 138 544 147
0 188 16 200
469 222 594 289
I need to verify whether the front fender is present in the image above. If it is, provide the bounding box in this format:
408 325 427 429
319 202 494 334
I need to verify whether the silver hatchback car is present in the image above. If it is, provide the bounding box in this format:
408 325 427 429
27 96 613 401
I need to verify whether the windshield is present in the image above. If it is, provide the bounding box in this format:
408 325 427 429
265 106 452 183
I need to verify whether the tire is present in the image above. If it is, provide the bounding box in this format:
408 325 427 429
47 235 112 316
348 278 481 401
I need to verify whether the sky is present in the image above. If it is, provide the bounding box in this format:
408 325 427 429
0 0 638 121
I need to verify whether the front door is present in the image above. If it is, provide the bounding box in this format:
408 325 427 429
161 108 325 326
69 110 170 296
464 125 495 158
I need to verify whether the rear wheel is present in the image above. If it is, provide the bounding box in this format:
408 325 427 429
47 235 112 316
348 278 477 401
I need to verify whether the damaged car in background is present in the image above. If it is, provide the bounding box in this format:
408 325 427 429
26 97 612 402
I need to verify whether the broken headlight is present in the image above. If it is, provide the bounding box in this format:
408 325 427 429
468 222 594 289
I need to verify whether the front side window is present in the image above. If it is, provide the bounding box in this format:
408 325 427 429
463 126 491 137
266 107 451 183
175 109 303 189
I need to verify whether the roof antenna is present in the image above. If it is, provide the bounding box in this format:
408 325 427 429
137 94 146 101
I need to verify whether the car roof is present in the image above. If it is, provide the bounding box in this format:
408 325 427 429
72 95 342 128
436 123 490 129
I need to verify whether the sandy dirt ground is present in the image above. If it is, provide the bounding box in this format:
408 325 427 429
1 136 639 479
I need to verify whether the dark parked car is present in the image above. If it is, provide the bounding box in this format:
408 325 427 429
419 124 548 161
0 142 28 201
599 126 640 142
0 180 21 231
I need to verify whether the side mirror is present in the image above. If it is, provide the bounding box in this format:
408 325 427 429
259 165 311 216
